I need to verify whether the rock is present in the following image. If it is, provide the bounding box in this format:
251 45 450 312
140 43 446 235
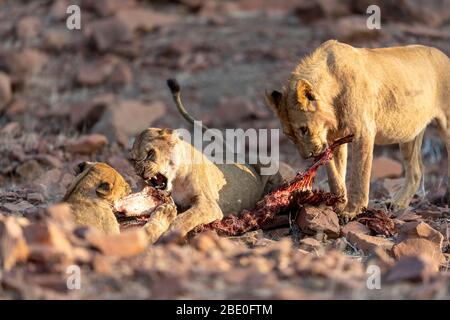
16 16 41 40
0 49 47 84
354 0 450 27
82 0 136 16
386 256 437 283
15 159 43 181
66 134 108 155
346 231 394 254
341 221 371 237
1 201 34 214
398 221 444 248
86 17 134 54
75 56 119 86
371 156 403 180
42 30 69 52
110 62 133 87
92 100 166 146
46 203 74 229
296 205 340 238
24 222 73 262
50 0 70 20
86 229 148 257
70 93 114 130
191 232 219 252
214 97 259 125
0 216 29 270
1 121 20 136
392 238 445 271
115 8 177 33
332 15 383 42
32 169 63 192
27 192 45 204
299 237 322 252
5 98 27 116
0 71 12 110
295 0 352 22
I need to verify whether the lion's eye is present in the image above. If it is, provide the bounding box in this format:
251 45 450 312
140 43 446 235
300 126 309 135
146 149 155 160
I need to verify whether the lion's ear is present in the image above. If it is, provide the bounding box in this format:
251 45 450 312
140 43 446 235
74 161 94 175
265 90 283 111
296 79 316 111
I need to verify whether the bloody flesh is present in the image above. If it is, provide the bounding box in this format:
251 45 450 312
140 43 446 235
198 135 354 236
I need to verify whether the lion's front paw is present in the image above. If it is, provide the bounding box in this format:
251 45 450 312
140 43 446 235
338 210 359 224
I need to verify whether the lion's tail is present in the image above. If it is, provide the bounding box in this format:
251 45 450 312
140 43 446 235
166 79 209 132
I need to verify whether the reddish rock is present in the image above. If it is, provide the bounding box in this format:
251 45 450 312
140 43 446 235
392 238 445 271
16 16 41 40
191 232 219 252
0 49 47 83
75 56 119 86
86 229 148 257
82 0 136 16
341 221 371 237
1 121 20 136
0 71 12 110
296 205 340 238
92 100 166 146
115 8 177 33
66 134 108 155
386 256 437 283
87 17 135 53
398 221 444 248
371 156 403 180
50 0 70 20
69 93 114 129
331 15 383 43
24 222 72 251
346 231 394 254
110 62 133 87
0 216 29 270
43 30 69 52
299 237 322 252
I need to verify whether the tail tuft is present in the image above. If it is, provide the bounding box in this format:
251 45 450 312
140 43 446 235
166 78 180 94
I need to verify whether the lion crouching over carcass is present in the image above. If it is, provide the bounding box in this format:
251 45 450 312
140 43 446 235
266 40 450 220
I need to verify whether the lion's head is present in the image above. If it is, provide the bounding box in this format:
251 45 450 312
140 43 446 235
129 128 181 193
63 161 131 205
266 78 338 159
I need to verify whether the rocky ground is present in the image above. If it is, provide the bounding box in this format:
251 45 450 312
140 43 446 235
1 0 450 299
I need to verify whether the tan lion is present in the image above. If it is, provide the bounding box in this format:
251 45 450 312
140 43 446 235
266 40 450 220
63 162 131 234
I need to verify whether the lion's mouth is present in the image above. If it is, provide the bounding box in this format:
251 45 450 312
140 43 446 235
145 172 168 190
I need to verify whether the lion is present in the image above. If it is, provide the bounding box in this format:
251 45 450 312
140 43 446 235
64 161 177 243
129 80 289 239
63 161 131 234
266 40 450 220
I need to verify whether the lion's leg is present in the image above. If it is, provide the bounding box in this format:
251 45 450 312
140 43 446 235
389 130 425 209
436 119 450 204
162 197 223 239
143 203 177 244
341 133 375 221
326 143 348 212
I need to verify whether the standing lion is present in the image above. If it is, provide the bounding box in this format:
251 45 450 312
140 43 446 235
266 40 450 220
